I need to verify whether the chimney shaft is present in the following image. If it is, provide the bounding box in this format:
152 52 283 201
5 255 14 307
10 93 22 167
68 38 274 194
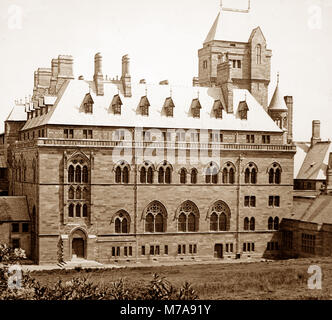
94 53 104 96
121 54 132 97
311 120 321 146
284 96 293 143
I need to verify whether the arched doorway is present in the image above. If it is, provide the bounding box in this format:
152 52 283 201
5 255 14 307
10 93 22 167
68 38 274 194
71 229 86 259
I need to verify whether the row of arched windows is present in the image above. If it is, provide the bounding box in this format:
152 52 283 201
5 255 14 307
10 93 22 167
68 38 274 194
68 165 89 183
112 161 282 185
68 186 89 200
111 203 281 234
13 160 36 183
268 217 279 230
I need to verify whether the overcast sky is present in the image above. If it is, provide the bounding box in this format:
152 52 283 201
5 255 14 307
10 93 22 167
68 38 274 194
0 0 331 141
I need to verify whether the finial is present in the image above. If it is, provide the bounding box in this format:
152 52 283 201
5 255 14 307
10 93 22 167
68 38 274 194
170 86 173 98
277 72 280 85
145 85 147 96
197 90 200 99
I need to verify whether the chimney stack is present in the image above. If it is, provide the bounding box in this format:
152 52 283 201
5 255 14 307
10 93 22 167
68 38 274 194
311 120 321 146
49 58 59 95
121 55 132 97
94 52 104 96
326 153 332 194
56 55 74 93
284 96 293 143
192 77 199 87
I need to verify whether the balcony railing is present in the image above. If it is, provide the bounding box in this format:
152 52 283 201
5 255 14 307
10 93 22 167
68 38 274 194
13 138 296 152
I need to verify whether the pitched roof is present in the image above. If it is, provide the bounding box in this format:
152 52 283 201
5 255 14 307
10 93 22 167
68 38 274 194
204 9 255 44
268 84 288 111
21 80 282 133
295 195 332 225
0 197 30 222
295 141 331 180
6 103 27 122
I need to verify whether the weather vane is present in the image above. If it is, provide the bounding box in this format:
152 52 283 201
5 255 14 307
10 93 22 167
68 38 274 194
220 0 250 13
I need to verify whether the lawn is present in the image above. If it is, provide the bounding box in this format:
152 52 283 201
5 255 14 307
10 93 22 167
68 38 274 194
29 257 332 300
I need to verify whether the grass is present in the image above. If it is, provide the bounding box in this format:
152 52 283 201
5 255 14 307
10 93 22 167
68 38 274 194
28 257 332 300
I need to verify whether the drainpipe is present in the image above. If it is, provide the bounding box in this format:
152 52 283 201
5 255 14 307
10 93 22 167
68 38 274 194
133 129 138 263
236 154 243 258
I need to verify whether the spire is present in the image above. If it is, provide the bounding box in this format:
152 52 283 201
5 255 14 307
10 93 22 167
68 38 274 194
204 2 253 44
268 73 288 111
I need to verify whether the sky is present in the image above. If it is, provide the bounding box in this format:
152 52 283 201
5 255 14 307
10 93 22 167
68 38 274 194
0 0 331 141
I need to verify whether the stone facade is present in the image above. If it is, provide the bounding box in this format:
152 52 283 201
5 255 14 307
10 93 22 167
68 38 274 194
1 8 298 265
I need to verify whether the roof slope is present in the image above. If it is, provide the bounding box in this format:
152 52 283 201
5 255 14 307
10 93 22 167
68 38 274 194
21 80 282 133
6 104 27 122
268 84 288 111
204 9 255 43
299 195 332 224
295 141 331 180
0 197 30 222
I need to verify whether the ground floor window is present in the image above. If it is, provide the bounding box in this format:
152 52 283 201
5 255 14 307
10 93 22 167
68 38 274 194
282 231 293 250
301 233 316 254
225 243 234 253
12 238 20 249
243 242 255 252
267 242 279 251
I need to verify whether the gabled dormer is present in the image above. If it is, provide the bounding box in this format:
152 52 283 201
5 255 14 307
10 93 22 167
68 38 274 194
163 97 175 117
83 93 94 114
111 94 123 115
139 96 150 116
238 101 249 120
213 100 224 119
190 98 202 118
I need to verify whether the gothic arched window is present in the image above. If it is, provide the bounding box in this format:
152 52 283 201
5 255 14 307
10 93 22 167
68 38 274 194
178 213 187 232
68 187 74 200
144 201 167 233
115 166 122 184
177 201 199 232
250 217 255 231
268 163 282 185
180 169 187 184
191 168 197 184
75 166 81 183
209 201 231 232
268 217 273 230
140 167 146 184
244 163 258 184
210 212 218 231
69 203 74 217
256 44 262 64
68 165 74 183
83 204 88 217
82 166 88 183
205 162 219 184
244 217 249 231
274 217 279 230
115 218 121 233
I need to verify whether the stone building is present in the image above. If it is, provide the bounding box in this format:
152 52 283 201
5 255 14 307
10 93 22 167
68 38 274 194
0 7 297 264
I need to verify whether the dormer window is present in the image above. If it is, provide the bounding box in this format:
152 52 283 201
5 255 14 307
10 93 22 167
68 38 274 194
83 93 94 114
111 94 123 115
213 100 224 119
163 97 175 117
238 101 249 120
191 99 202 118
139 96 150 116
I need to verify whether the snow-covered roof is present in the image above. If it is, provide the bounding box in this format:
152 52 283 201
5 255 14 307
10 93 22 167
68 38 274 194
6 103 27 122
204 9 256 43
21 79 282 133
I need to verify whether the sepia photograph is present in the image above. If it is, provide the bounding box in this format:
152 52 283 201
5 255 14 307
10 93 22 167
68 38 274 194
0 0 331 310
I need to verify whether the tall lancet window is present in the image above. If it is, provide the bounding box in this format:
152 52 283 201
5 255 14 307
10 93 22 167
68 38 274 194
256 44 262 64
